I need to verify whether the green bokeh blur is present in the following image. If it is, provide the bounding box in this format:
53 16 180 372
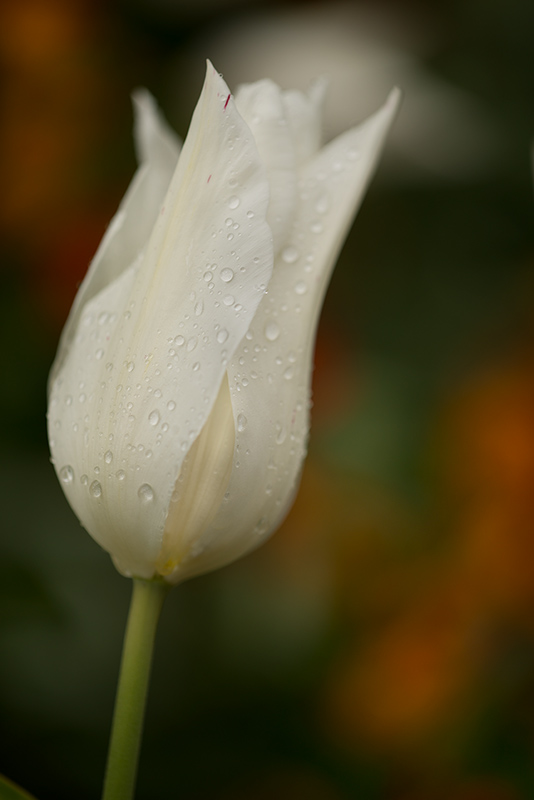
1 1 534 798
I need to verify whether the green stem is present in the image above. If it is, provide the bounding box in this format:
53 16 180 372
102 578 169 800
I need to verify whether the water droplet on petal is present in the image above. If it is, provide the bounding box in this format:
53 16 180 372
138 483 154 504
167 400 176 411
59 465 74 485
283 366 294 380
223 295 234 306
221 268 234 282
81 474 88 485
117 470 126 481
237 413 247 432
95 348 104 360
314 193 330 214
174 335 185 347
281 246 299 264
104 450 113 464
127 361 135 373
192 362 200 372
90 480 102 498
217 328 229 344
148 410 160 426
264 321 280 341
187 336 198 352
310 220 323 234
228 195 240 209
195 300 204 316
294 281 307 295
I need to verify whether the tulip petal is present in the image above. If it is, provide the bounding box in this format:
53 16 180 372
178 88 400 580
48 62 273 579
154 374 235 580
282 78 328 165
50 91 181 389
235 79 297 255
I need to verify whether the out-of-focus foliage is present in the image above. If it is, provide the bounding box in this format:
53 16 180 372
0 1 533 799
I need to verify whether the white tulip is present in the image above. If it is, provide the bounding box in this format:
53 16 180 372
47 61 399 584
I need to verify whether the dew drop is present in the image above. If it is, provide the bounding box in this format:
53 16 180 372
281 246 299 264
216 328 229 344
314 193 330 214
264 321 280 341
310 220 323 234
79 393 86 404
127 361 135 373
148 410 160 426
192 362 200 372
65 395 73 406
117 470 126 481
294 281 307 295
59 465 74 485
138 483 154 504
228 195 240 209
174 335 185 347
220 268 234 282
246 210 254 218
187 336 198 352
104 450 113 464
283 366 294 380
237 413 247 432
90 480 102 498
225 217 233 227
195 300 204 316
167 400 176 411
81 474 88 486
223 295 235 306
95 348 104 360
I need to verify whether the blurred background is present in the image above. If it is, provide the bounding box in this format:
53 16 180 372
1 0 534 798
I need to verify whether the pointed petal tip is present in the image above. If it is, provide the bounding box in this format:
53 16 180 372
131 87 157 118
308 74 329 104
386 86 403 114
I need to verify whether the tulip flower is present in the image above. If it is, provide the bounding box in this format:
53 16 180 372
48 62 399 585
47 62 399 800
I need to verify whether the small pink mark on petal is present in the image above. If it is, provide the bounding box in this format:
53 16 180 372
207 174 212 183
224 93 231 110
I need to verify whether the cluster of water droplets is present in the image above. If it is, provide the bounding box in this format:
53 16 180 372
223 137 363 539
